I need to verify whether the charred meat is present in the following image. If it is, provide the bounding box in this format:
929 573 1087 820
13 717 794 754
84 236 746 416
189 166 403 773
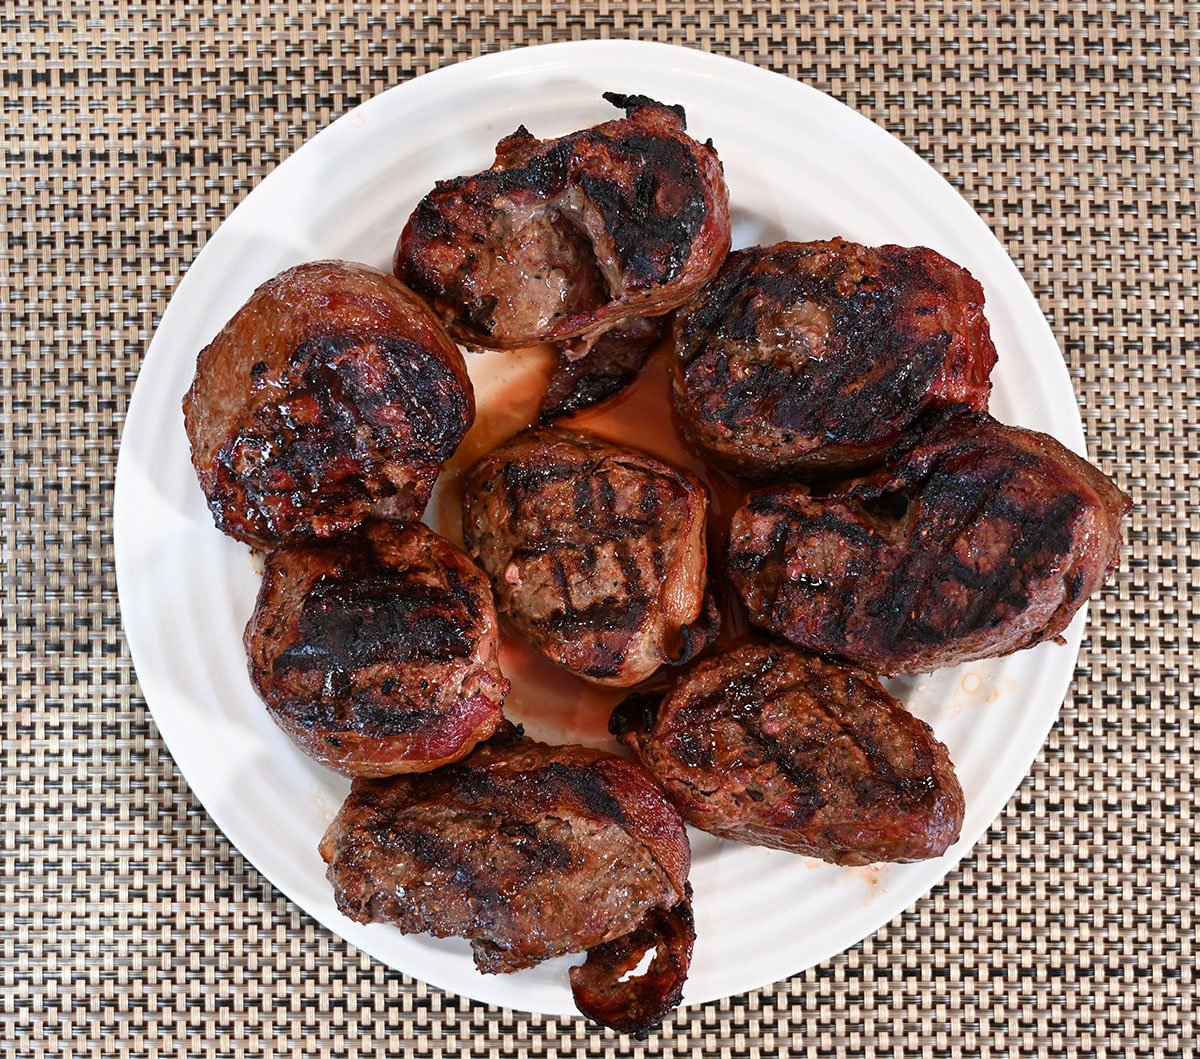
395 93 730 350
245 521 507 776
672 240 997 478
612 644 964 864
321 730 694 1035
183 261 474 546
727 407 1131 673
539 315 666 423
462 427 716 686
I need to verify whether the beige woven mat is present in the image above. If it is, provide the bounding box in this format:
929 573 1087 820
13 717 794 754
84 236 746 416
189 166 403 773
4 1 1195 1055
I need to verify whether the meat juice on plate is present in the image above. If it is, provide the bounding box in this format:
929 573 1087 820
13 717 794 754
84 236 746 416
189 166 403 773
426 336 757 750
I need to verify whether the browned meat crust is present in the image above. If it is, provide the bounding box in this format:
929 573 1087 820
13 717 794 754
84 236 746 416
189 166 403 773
245 521 507 776
319 735 691 994
395 94 730 349
183 261 474 546
462 426 716 686
612 644 964 864
727 407 1131 673
539 315 666 423
570 890 694 1038
672 240 998 478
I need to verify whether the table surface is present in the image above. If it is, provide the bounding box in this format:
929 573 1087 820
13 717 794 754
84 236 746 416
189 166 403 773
4 2 1194 1056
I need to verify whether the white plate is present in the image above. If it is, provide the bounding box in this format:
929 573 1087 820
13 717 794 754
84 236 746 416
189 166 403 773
115 40 1089 1017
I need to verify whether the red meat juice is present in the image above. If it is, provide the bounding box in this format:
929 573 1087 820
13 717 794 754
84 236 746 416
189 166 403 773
428 338 754 748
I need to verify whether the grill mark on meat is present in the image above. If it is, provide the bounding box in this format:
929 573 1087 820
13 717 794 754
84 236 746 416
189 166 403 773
875 467 1083 651
283 698 445 737
575 133 707 286
462 426 712 686
184 262 474 546
345 336 475 464
542 762 629 825
615 544 644 595
320 736 692 1030
544 596 651 635
277 576 474 672
688 659 829 824
728 408 1129 673
395 95 730 350
244 521 507 775
394 824 512 921
214 336 385 538
613 644 965 863
672 241 997 479
549 555 573 603
444 566 484 623
772 671 934 810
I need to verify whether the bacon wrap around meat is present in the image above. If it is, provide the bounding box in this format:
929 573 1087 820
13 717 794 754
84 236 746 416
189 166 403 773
570 890 695 1038
727 407 1131 674
672 240 997 478
320 734 692 1035
395 93 731 350
183 260 474 546
245 521 507 776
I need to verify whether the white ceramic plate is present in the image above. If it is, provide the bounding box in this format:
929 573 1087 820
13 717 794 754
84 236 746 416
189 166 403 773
115 40 1089 1017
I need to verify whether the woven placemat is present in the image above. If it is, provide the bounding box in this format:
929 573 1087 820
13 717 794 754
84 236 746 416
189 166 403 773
4 2 1194 1055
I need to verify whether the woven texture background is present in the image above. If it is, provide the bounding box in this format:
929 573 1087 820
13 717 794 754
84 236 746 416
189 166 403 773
3 1 1195 1055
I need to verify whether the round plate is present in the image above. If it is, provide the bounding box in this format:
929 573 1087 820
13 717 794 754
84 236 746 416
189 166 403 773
115 40 1088 1017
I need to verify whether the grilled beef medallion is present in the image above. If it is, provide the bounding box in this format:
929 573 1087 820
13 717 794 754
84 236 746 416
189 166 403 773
462 427 716 686
320 730 694 1036
611 644 964 865
395 93 731 350
245 521 507 777
183 261 474 546
672 240 998 479
728 407 1131 674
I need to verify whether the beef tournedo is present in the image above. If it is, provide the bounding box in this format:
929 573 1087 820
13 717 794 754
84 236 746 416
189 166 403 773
612 643 965 865
183 261 474 547
728 407 1131 674
672 240 998 478
244 521 507 777
461 426 717 686
321 728 694 1036
395 93 730 351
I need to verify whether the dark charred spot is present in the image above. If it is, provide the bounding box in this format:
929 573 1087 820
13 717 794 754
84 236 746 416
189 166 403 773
543 596 648 637
576 134 706 286
602 91 687 126
407 199 454 243
609 692 662 739
544 762 627 825
672 727 715 769
278 575 473 675
337 336 472 463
